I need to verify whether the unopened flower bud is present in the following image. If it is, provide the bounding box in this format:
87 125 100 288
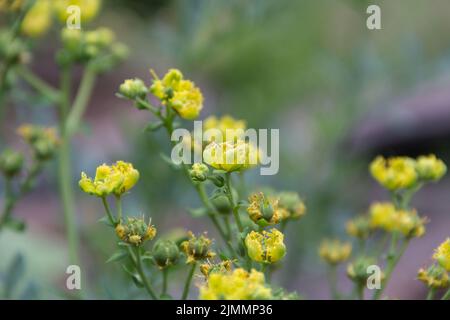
0 149 24 177
152 240 180 269
189 163 209 182
180 231 215 264
119 78 148 101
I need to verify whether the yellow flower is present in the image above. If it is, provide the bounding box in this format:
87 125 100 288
115 217 156 246
199 268 272 300
79 161 139 197
370 156 417 190
346 216 371 239
203 140 260 172
180 232 215 264
200 260 232 278
21 0 52 38
433 238 450 272
369 202 426 238
417 265 449 289
416 154 446 182
245 229 286 264
247 192 282 226
150 69 203 120
53 0 102 23
319 239 352 265
203 115 246 142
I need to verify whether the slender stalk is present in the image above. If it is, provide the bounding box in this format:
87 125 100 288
17 67 61 103
0 178 14 230
327 265 340 299
441 288 450 300
115 196 122 222
162 268 168 297
182 262 197 300
356 283 365 300
101 197 115 226
224 173 243 232
426 287 436 300
130 247 158 299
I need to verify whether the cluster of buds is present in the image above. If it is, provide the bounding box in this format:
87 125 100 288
79 161 139 198
245 229 286 264
346 215 372 239
370 154 446 191
115 217 156 246
180 231 215 264
417 238 450 290
58 27 128 70
200 260 233 278
275 191 306 221
347 256 380 285
118 78 148 101
247 192 282 226
318 239 352 265
0 149 23 178
189 163 209 182
152 239 180 269
199 268 272 300
17 124 59 161
0 31 29 76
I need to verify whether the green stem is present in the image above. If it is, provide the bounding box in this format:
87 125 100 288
131 247 158 300
225 173 243 232
426 287 436 300
328 265 340 299
162 268 168 297
0 178 14 230
356 283 365 300
441 288 450 300
17 67 61 103
115 196 122 222
101 197 115 226
182 262 197 300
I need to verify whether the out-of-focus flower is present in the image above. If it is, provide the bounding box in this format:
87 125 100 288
17 124 59 160
152 240 180 269
0 149 23 177
21 0 52 38
78 161 139 197
0 0 23 12
245 229 286 264
369 202 426 238
115 217 156 246
370 156 417 190
150 69 203 120
199 268 272 300
247 192 282 226
118 78 148 100
200 260 232 278
189 163 209 182
276 191 306 221
53 0 101 23
416 154 446 182
180 231 215 264
203 115 246 142
433 238 450 272
346 216 371 239
319 239 352 265
347 256 379 284
203 140 260 172
417 265 449 289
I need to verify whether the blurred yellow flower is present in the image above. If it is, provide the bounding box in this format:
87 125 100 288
115 217 156 246
0 0 23 11
245 229 286 264
203 115 246 142
203 140 260 172
17 124 60 160
150 69 203 120
417 265 449 289
199 268 272 300
416 154 446 182
276 191 306 221
370 156 417 190
53 0 102 23
433 238 450 272
21 0 52 38
346 215 371 239
319 239 352 265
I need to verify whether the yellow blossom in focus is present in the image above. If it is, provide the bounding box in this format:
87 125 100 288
247 192 282 226
417 265 449 289
150 69 203 120
199 268 272 300
319 239 352 265
111 161 140 196
203 115 246 142
115 217 156 246
53 0 101 23
370 156 417 190
433 238 450 271
245 229 286 264
416 154 446 182
21 0 52 38
203 140 260 172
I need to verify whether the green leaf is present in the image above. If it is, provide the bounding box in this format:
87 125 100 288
131 274 144 288
219 253 230 261
213 169 227 175
188 207 208 218
209 187 227 200
236 200 249 208
144 121 164 132
5 253 25 298
160 293 173 300
106 250 128 263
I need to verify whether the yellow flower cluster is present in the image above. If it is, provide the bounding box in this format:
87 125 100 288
20 0 102 38
245 229 286 264
417 265 449 289
180 232 215 264
247 192 282 226
199 268 272 300
318 239 352 265
115 217 156 246
79 161 139 197
346 215 371 239
369 202 426 238
370 155 446 191
203 115 246 142
150 69 203 120
17 124 59 160
203 140 260 172
200 260 232 278
433 238 450 272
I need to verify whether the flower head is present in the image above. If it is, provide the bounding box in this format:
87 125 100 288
203 115 246 142
203 140 260 172
21 0 52 38
433 238 450 272
276 191 306 221
54 0 102 23
118 78 148 100
17 124 59 160
319 239 352 265
416 154 446 182
115 216 156 246
417 265 449 289
200 260 233 278
247 192 282 226
199 268 272 300
370 156 417 190
189 163 209 182
347 256 379 284
346 215 371 239
152 239 180 269
180 232 215 264
0 149 23 178
245 229 286 264
150 69 203 120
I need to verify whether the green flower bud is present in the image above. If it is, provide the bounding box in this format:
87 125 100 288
180 231 215 264
0 149 24 177
189 163 209 182
211 188 238 214
152 240 180 269
346 256 377 285
119 78 148 100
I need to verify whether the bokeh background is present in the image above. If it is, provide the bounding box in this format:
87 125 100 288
1 0 450 299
